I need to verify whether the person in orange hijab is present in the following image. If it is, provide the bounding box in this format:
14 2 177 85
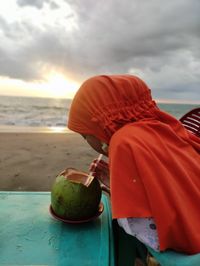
68 74 200 255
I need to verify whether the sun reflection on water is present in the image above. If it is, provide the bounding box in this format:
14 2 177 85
48 126 68 133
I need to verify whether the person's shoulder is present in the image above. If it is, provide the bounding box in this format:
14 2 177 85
110 121 151 148
110 123 138 147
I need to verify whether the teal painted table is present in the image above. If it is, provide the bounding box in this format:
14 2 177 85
148 247 200 266
0 192 115 266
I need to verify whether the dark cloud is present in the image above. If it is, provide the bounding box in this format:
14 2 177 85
0 0 200 100
17 0 48 9
17 0 59 9
153 85 200 102
49 1 59 9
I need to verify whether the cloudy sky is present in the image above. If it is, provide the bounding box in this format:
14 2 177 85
0 0 200 102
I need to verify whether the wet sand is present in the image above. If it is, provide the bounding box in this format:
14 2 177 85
0 132 98 191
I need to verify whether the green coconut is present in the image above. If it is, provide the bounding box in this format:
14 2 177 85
51 169 102 220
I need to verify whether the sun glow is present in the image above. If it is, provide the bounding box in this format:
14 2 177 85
41 72 79 98
0 72 80 99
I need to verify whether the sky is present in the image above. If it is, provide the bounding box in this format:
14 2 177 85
0 0 200 102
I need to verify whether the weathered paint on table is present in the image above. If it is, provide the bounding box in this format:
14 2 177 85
0 191 115 266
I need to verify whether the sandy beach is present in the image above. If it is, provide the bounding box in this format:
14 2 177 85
0 131 98 191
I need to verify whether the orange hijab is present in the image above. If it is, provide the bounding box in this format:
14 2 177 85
68 75 200 254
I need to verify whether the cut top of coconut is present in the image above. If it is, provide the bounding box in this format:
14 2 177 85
64 169 95 187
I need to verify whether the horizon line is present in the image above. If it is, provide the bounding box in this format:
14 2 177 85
0 93 199 105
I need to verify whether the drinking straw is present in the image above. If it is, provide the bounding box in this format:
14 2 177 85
89 154 103 176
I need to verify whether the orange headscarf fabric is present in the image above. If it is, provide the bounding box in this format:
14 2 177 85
68 75 200 254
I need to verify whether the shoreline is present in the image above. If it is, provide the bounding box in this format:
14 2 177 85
0 125 72 133
0 131 98 191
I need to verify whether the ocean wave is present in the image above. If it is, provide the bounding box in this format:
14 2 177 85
0 96 198 128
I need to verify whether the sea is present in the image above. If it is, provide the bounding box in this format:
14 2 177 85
0 95 199 132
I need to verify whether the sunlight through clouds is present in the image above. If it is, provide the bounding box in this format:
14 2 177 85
40 71 79 98
0 72 80 99
0 0 200 102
